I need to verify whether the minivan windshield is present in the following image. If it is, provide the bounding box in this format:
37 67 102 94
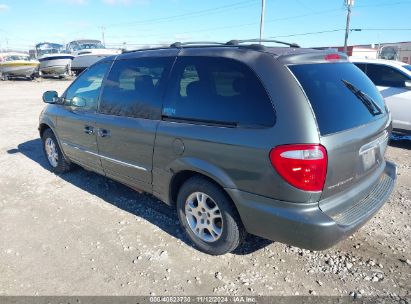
289 62 386 135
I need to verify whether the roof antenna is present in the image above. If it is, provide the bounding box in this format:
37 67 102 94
259 0 266 44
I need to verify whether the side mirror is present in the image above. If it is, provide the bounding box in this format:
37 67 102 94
71 96 87 107
405 80 411 89
42 91 58 104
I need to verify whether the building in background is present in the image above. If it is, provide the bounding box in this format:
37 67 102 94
377 42 411 64
317 41 411 63
336 46 378 59
315 45 378 59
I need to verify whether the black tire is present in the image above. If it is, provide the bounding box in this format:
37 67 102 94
176 176 246 255
42 129 72 174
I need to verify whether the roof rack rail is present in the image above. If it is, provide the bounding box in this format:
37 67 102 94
170 41 225 48
122 46 171 54
226 39 300 48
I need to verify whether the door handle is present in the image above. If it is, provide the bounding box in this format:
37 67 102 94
98 128 111 138
84 125 94 135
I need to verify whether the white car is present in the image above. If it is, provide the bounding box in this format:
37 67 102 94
350 58 411 134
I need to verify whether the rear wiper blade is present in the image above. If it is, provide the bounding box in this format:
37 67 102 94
341 79 382 116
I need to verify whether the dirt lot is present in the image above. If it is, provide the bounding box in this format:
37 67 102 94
0 79 410 299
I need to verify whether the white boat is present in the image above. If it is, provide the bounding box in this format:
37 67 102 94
36 42 74 77
67 39 120 74
0 52 39 80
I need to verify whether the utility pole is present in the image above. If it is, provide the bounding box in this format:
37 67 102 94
101 26 106 47
343 0 354 54
259 0 266 43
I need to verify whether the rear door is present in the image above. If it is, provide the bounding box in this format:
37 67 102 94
95 56 174 192
289 62 390 203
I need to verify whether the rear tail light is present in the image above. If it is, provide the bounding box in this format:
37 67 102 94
269 144 328 192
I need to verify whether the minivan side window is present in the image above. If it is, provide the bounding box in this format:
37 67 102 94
64 61 110 111
99 57 173 119
163 57 275 127
366 64 410 87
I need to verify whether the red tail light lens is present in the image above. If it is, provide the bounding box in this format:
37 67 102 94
324 53 340 61
269 144 328 192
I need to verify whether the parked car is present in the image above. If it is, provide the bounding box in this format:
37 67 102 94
39 40 397 255
350 58 411 134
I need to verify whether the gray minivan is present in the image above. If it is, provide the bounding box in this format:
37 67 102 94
39 40 397 255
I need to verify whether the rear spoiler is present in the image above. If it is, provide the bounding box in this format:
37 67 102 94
278 51 348 65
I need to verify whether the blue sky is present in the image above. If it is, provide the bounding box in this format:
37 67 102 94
0 0 410 51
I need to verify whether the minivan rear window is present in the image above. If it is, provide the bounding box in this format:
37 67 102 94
289 63 386 135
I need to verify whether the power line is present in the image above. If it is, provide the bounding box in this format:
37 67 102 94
5 0 411 49
65 0 258 37
266 8 343 24
80 1 351 39
7 27 411 50
294 0 316 13
356 1 411 8
269 28 411 39
105 0 258 27
42 1 411 43
122 8 345 41
361 28 411 31
269 29 344 38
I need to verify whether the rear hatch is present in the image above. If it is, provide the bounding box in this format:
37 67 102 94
288 58 390 207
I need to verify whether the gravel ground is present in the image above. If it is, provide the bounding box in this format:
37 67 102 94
0 79 410 300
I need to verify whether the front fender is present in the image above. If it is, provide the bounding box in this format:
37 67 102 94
38 108 70 160
38 115 57 137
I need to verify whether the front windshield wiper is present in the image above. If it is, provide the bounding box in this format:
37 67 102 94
341 79 382 116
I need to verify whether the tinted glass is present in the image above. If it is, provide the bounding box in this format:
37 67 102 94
163 57 275 127
404 65 411 72
99 57 173 119
354 63 366 73
289 63 386 135
180 65 199 97
366 64 409 87
65 61 110 110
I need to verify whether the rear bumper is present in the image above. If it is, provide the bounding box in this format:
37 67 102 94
227 161 397 250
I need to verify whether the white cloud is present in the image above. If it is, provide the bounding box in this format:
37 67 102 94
102 0 149 5
103 0 130 4
64 0 87 4
174 34 192 41
0 4 10 12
